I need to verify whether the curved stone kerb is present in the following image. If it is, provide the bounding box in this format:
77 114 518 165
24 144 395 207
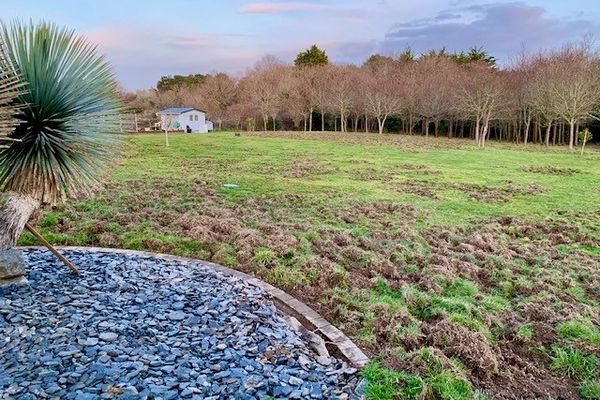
18 246 370 368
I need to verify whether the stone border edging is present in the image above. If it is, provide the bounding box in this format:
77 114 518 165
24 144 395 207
18 246 370 369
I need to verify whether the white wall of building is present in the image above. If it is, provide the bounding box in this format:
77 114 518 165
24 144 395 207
159 110 208 133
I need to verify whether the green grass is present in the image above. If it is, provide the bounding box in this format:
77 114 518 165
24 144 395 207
109 133 600 226
556 320 600 346
580 378 600 399
550 346 598 380
22 132 600 399
362 348 474 400
362 362 424 400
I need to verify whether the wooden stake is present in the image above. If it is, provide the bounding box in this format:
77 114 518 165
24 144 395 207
25 223 80 274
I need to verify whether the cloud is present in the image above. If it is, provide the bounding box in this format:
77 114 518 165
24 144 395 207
380 2 599 61
238 2 329 14
163 35 216 50
86 27 259 90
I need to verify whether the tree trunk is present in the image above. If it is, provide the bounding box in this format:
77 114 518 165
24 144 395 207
321 113 325 131
523 115 531 144
365 113 369 133
263 115 268 132
424 119 429 137
0 193 41 281
434 119 439 137
378 116 387 134
568 120 575 150
309 108 313 132
581 135 588 155
481 113 491 148
544 123 552 147
272 115 277 131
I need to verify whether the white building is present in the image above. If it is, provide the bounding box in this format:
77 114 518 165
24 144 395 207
156 108 213 133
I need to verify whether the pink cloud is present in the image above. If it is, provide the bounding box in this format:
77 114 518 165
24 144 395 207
238 2 329 14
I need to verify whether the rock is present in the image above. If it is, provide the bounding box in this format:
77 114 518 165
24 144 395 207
168 311 186 321
99 332 118 342
316 356 332 366
298 355 311 368
0 275 27 287
0 249 26 280
308 382 323 399
289 376 304 386
0 249 361 399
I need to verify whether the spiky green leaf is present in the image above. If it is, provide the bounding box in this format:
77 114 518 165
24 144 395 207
0 38 25 146
0 21 123 204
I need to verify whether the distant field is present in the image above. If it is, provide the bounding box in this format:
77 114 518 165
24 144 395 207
22 132 600 399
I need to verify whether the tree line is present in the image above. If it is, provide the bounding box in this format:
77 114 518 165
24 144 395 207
124 43 600 149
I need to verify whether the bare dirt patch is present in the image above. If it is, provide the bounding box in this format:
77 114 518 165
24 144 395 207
398 179 547 202
522 165 581 175
401 163 440 175
283 159 336 178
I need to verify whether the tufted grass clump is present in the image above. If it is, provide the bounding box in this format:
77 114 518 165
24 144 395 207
550 346 597 380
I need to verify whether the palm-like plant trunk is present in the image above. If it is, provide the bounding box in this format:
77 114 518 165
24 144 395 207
0 192 39 250
0 192 40 281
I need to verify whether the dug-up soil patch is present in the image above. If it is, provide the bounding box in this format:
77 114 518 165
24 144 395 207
522 165 580 175
398 179 546 202
282 159 338 178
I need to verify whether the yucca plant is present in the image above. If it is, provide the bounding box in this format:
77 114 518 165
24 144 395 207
0 37 28 282
0 21 123 280
0 39 23 147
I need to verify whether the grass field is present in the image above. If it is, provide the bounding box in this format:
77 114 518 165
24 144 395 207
22 132 600 399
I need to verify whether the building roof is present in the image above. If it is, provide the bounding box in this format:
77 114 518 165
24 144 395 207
157 107 205 115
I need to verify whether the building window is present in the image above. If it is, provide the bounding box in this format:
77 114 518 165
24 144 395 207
189 115 193 121
194 115 198 121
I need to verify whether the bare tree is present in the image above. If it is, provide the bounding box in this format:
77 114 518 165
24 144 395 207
544 44 600 150
363 61 403 134
457 63 506 148
325 65 356 132
202 73 236 131
243 56 289 131
288 68 312 130
525 55 560 146
306 65 329 131
414 55 456 137
120 40 600 150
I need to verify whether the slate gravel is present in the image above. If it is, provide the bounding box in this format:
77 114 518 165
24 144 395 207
0 250 364 399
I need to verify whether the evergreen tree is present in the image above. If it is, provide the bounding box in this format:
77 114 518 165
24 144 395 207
294 45 328 67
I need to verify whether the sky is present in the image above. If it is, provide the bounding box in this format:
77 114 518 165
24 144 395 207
2 0 598 90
